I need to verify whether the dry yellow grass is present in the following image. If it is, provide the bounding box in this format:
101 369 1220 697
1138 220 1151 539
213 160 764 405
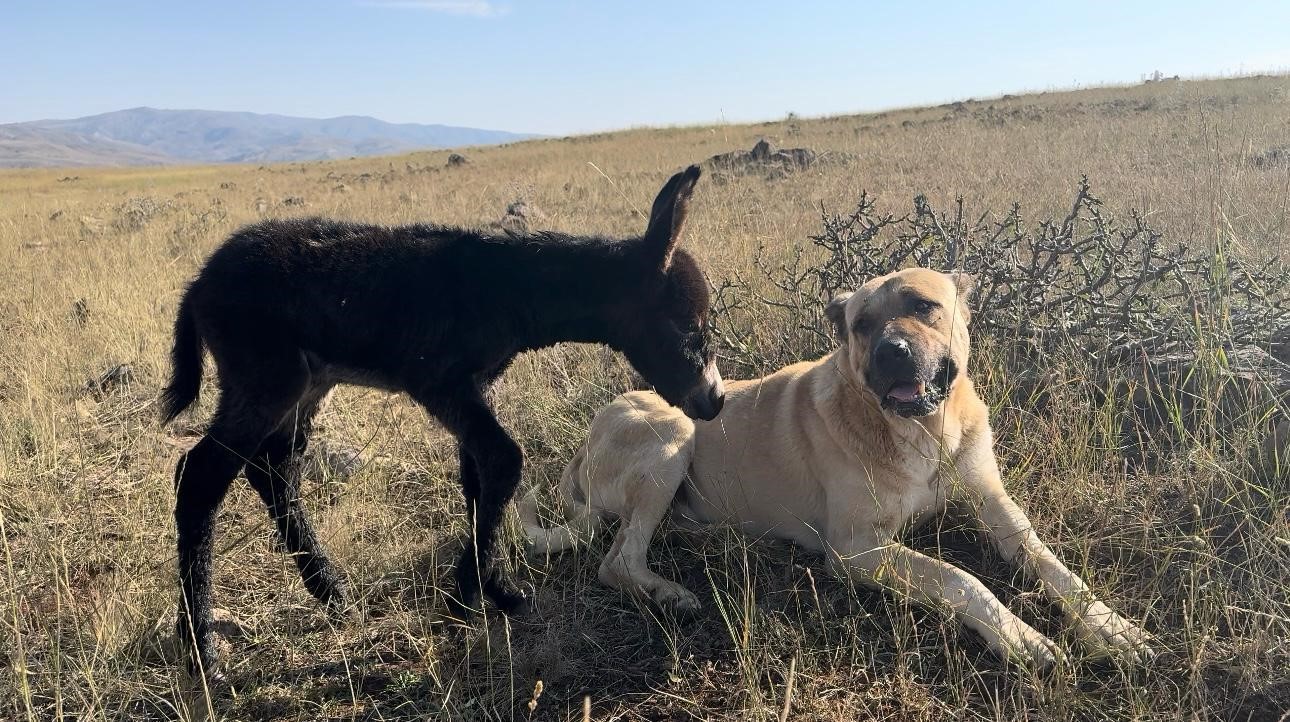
1 75 1287 721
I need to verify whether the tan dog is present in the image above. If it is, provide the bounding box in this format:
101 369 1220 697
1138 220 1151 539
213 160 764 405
521 268 1152 667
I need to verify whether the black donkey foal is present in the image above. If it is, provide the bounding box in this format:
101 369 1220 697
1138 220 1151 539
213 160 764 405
161 165 725 679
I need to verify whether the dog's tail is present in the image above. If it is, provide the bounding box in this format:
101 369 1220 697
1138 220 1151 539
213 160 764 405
518 444 601 554
160 290 204 425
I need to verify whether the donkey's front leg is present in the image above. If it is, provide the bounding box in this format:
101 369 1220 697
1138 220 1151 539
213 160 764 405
419 386 531 617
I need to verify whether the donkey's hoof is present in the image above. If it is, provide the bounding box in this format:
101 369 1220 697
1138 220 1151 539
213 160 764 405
445 592 483 623
321 582 356 620
487 580 535 617
180 646 228 691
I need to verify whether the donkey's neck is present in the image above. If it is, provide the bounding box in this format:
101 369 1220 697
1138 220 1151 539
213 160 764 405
498 235 647 351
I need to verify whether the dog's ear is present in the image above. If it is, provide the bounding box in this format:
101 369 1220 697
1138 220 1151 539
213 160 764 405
947 271 976 323
949 271 977 299
825 292 853 344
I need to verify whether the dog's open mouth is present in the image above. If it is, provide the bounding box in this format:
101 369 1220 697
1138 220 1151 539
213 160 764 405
879 359 956 417
882 380 944 417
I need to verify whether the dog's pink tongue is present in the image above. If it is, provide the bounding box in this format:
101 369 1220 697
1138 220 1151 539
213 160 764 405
887 383 921 402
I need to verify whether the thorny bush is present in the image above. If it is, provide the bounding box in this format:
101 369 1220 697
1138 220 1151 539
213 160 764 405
709 178 1290 466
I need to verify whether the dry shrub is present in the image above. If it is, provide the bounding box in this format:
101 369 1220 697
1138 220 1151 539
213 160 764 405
712 178 1290 468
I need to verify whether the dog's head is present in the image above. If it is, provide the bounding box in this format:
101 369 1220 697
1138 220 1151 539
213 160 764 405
825 268 975 418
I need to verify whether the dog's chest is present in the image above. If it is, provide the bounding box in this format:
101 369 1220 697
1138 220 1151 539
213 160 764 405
885 416 963 512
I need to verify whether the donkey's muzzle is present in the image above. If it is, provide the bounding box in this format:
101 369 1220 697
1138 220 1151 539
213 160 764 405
683 386 724 421
681 362 725 421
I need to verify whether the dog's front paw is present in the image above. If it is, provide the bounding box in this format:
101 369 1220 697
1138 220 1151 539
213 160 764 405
651 583 701 614
1074 601 1154 663
997 618 1061 671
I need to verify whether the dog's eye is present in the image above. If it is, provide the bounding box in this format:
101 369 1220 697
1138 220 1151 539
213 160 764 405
912 299 937 315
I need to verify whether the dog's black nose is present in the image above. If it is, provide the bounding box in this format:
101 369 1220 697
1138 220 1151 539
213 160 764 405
876 338 912 363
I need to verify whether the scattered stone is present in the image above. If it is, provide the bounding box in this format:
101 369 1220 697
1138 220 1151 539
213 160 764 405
1251 146 1290 169
303 442 364 481
332 183 350 193
1271 325 1290 365
70 298 90 327
446 152 469 168
114 197 171 232
219 181 237 190
84 363 134 395
487 199 547 237
704 138 836 177
281 196 305 207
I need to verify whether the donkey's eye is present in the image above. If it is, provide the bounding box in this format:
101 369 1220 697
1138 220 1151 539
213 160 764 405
671 319 697 335
678 317 703 334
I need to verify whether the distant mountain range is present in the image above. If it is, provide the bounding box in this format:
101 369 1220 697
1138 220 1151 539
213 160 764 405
0 107 536 168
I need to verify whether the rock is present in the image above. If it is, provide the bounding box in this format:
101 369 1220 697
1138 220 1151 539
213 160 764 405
70 298 90 327
114 196 171 231
487 199 547 237
1271 325 1290 365
84 363 134 395
446 153 469 167
303 442 364 481
1252 146 1290 169
704 139 831 176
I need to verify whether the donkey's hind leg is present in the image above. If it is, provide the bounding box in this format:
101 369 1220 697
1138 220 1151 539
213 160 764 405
174 347 311 680
244 384 349 613
175 398 298 678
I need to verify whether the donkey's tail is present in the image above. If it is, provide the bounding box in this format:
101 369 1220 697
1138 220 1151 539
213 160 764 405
160 291 204 425
518 444 601 555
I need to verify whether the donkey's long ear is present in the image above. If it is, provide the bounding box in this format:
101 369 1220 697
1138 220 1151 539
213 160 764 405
643 164 702 271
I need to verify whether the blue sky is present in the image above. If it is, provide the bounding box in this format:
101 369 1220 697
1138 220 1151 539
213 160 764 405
3 1 1289 134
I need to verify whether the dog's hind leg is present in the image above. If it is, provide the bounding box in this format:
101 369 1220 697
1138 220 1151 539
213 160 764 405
519 445 603 555
597 439 699 613
175 382 307 679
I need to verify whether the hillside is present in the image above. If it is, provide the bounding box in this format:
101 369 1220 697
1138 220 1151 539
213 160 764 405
0 75 1286 722
0 107 536 167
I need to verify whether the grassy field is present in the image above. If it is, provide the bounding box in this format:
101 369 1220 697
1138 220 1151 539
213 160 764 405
1 75 1288 721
